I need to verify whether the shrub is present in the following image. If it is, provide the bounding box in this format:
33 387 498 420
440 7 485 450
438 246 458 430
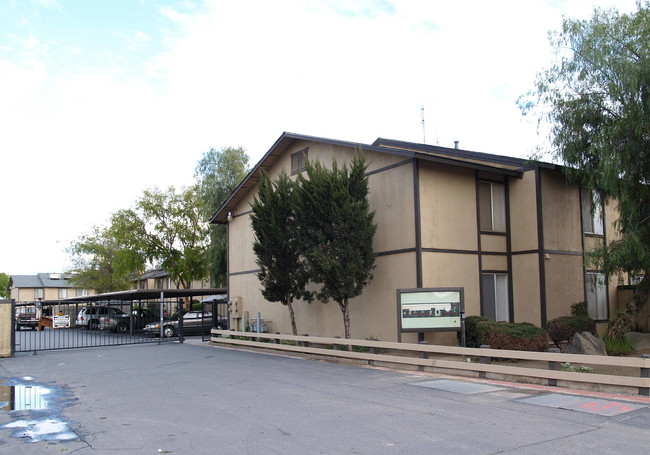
570 301 588 317
545 315 597 347
603 335 635 356
476 321 550 351
460 315 491 348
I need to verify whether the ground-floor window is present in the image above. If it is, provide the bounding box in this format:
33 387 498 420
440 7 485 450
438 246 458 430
585 272 608 320
482 273 509 321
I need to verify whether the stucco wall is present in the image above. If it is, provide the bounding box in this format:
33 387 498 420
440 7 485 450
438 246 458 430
511 254 541 324
226 140 418 342
544 254 587 321
419 162 477 251
541 169 583 253
509 170 538 253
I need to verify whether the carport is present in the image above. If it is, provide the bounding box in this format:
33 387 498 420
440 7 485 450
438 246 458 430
13 288 227 354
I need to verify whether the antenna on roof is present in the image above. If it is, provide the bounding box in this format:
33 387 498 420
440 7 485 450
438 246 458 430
420 106 425 144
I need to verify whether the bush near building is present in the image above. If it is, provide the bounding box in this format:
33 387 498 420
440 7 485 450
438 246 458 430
461 315 491 348
545 315 597 348
477 321 550 352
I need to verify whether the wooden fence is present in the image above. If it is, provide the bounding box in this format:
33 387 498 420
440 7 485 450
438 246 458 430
211 329 650 396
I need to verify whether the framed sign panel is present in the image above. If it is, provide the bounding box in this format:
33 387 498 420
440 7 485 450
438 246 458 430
397 287 464 333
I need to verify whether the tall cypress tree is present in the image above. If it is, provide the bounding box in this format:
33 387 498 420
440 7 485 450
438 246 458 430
250 171 311 335
296 154 377 339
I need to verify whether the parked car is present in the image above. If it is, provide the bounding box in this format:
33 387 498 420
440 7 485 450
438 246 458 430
130 308 159 330
15 305 39 331
76 306 127 331
144 311 224 337
98 308 131 333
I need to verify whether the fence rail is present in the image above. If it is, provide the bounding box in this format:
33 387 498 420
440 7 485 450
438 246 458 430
211 330 650 396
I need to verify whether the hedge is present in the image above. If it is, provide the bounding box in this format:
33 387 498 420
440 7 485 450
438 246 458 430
476 321 550 352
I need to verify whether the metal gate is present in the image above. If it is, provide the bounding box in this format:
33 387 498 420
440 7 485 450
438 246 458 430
201 296 229 342
13 300 170 353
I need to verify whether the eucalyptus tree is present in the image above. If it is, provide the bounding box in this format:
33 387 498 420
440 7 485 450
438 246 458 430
521 3 650 335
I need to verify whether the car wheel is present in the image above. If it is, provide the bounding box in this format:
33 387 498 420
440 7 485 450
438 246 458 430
116 322 127 334
89 320 99 330
163 325 176 338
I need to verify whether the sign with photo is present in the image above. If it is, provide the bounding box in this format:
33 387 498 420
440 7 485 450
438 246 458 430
397 288 464 333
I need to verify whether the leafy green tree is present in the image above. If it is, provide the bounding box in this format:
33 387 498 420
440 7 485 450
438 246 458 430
295 155 377 339
67 210 147 293
137 186 209 289
195 146 249 286
521 3 650 335
0 272 10 299
250 171 312 335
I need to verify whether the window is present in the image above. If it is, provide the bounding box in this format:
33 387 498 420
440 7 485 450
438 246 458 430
58 288 67 299
585 272 608 320
580 188 603 235
482 273 509 321
478 182 506 232
76 289 88 297
34 288 44 300
291 148 308 174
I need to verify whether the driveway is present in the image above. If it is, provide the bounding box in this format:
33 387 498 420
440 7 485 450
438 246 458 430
0 342 649 454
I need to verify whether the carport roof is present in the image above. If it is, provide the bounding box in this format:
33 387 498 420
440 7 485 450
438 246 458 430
49 288 227 304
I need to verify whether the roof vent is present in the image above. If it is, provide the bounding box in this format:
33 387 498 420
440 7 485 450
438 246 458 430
49 273 62 280
454 141 459 149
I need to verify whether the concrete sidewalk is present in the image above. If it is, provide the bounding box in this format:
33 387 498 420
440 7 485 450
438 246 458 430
0 342 648 454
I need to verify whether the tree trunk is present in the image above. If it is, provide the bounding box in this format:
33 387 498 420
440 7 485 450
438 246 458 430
286 296 298 336
339 298 351 339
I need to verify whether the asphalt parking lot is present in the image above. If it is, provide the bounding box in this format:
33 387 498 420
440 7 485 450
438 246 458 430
1 341 649 454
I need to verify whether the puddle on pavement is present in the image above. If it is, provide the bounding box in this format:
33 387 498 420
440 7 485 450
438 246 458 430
0 384 50 411
0 379 78 443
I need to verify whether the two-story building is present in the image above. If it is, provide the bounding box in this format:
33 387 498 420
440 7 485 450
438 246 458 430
8 273 94 302
211 132 630 344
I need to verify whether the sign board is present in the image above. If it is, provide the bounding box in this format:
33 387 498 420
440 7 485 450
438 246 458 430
397 288 464 333
53 315 70 329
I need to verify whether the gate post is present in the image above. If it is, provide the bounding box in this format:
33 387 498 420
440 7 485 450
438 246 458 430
0 300 14 357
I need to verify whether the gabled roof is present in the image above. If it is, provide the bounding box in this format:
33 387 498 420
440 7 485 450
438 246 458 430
210 132 546 225
9 273 74 289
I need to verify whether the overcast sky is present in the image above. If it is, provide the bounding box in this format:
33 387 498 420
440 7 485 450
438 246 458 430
0 0 639 276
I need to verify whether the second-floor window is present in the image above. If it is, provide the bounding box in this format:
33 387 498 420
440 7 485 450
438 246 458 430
581 188 603 235
34 288 44 300
478 182 506 232
291 148 308 174
58 288 67 299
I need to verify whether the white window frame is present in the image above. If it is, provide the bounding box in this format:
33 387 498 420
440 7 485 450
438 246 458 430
479 182 506 233
58 288 67 299
34 288 44 300
585 272 608 320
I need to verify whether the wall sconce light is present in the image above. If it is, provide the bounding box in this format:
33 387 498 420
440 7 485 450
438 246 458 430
227 212 233 222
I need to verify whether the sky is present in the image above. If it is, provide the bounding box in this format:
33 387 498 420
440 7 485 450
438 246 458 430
0 0 641 276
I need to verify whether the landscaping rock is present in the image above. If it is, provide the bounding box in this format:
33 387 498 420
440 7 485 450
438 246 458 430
625 332 650 350
562 332 607 356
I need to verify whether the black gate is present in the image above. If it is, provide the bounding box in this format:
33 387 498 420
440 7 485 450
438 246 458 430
13 300 170 353
202 296 229 342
